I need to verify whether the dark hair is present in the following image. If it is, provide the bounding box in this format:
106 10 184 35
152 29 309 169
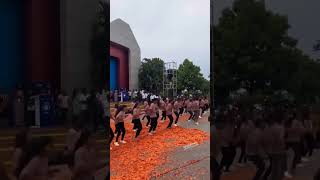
133 103 139 109
155 99 160 105
131 103 139 114
74 130 91 153
115 105 124 117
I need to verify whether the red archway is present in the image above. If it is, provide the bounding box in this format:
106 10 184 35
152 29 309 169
110 42 129 90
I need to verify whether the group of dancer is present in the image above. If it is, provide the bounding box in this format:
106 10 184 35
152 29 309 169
212 103 319 180
108 96 209 148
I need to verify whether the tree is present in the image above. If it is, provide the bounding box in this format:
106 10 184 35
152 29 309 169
177 59 209 95
138 58 164 94
214 0 320 105
314 40 320 51
91 1 108 89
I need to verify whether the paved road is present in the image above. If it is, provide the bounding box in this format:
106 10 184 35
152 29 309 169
153 112 211 179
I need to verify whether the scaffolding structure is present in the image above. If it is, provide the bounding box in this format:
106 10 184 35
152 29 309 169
163 61 177 98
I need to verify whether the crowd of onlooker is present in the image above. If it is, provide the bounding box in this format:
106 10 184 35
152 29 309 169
109 89 161 103
0 86 109 179
0 86 109 132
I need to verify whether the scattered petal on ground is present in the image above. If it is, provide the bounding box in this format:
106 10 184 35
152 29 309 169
110 114 209 180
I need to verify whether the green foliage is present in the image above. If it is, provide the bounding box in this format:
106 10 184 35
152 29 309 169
138 58 209 96
91 1 108 89
138 58 165 94
214 0 320 105
177 59 210 95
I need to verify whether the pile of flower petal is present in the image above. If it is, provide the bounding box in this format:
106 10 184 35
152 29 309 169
110 114 209 180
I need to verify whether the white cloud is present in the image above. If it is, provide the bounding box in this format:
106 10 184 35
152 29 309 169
111 0 210 79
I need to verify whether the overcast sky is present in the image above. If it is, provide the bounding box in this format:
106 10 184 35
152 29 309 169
213 0 320 59
111 0 210 79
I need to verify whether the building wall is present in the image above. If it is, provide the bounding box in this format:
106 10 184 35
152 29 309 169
60 0 100 94
110 42 129 89
110 19 141 90
0 1 24 93
26 0 60 89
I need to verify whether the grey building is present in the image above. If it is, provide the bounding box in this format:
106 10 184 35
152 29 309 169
60 0 101 94
110 19 141 90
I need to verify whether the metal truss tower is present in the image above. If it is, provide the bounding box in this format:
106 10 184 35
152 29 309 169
163 62 177 98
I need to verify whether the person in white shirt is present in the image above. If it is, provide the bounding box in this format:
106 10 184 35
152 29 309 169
128 90 132 101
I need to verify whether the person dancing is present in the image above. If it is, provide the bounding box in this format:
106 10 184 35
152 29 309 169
183 98 188 115
109 124 114 150
144 101 151 128
219 112 237 173
132 102 142 140
192 98 200 125
166 99 174 128
187 99 193 121
148 99 158 135
199 98 206 118
173 99 180 126
114 105 127 146
156 99 160 121
246 119 266 180
179 98 184 116
108 104 116 150
284 112 305 178
301 111 314 160
237 115 251 166
160 99 167 123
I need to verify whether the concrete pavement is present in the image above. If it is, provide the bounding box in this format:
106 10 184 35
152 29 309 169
152 112 211 179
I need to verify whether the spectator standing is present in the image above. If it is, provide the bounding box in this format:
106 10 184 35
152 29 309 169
13 87 25 127
128 90 132 101
72 89 81 125
79 89 90 125
58 91 69 125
